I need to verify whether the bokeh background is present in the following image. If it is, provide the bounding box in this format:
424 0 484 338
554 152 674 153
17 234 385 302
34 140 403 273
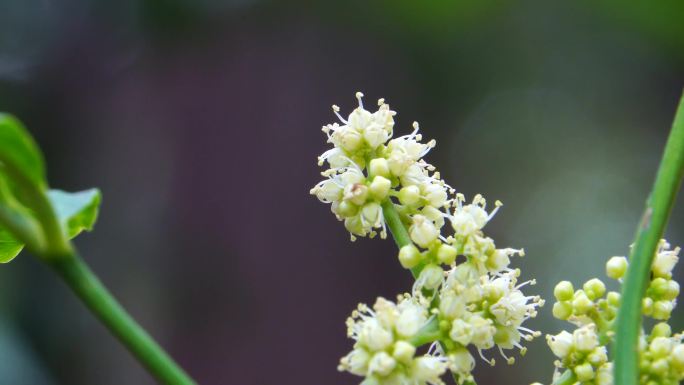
1 1 684 384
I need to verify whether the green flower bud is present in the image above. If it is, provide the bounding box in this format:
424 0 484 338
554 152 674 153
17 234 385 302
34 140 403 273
398 185 420 205
606 256 628 279
650 277 669 298
572 291 593 315
672 345 684 371
369 158 390 178
554 281 574 302
369 176 391 200
552 301 573 320
392 340 416 364
652 300 673 320
437 244 457 265
336 200 359 218
345 183 369 205
664 280 680 301
583 278 606 300
574 363 595 381
650 358 669 376
651 322 672 338
649 337 672 358
344 216 365 235
398 244 422 269
642 297 654 316
607 291 621 307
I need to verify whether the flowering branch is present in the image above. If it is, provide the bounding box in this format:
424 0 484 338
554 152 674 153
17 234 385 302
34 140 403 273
614 91 684 385
311 92 543 385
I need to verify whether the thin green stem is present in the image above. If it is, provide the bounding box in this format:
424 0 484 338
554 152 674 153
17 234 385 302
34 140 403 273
381 199 421 278
48 252 196 385
614 91 684 385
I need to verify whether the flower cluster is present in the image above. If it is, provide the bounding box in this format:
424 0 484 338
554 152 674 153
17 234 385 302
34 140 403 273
312 93 543 385
339 296 448 385
310 92 446 241
537 240 684 385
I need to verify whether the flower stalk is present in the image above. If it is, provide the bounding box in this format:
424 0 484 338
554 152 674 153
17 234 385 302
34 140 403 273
614 91 684 385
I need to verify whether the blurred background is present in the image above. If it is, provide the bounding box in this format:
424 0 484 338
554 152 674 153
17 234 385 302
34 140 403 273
0 0 683 384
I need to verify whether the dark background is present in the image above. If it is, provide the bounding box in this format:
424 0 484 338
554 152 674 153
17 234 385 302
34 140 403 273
1 1 683 384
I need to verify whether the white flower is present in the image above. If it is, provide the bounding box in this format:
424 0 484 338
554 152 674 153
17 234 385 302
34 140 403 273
573 324 599 353
409 215 439 248
547 330 573 358
449 194 502 237
653 240 680 278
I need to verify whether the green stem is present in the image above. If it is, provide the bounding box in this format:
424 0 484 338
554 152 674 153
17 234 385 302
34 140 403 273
381 200 421 278
614 91 684 385
552 370 576 385
48 253 196 385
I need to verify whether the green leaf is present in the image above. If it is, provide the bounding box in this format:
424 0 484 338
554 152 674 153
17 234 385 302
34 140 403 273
0 229 23 263
0 114 46 190
47 189 102 239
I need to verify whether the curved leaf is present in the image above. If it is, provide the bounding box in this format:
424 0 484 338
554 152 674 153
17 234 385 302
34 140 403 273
0 229 23 263
0 114 46 190
47 189 102 239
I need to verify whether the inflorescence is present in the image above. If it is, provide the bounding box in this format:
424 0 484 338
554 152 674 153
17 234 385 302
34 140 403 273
535 240 684 385
311 92 544 385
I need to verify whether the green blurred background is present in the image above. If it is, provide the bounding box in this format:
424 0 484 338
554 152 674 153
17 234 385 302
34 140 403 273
0 0 683 384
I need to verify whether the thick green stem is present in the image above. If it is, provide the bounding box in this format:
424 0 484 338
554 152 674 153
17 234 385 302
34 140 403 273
48 253 196 385
614 91 684 385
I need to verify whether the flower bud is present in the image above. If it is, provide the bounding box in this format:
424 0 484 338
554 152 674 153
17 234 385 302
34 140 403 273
368 351 396 376
583 278 606 300
423 184 447 207
398 245 422 269
345 183 369 205
653 250 678 278
336 200 359 218
574 326 599 352
437 244 457 265
642 297 654 316
554 281 574 302
364 124 389 149
417 264 444 291
369 176 391 200
340 348 370 376
649 336 672 358
359 320 393 351
449 319 474 345
552 301 573 320
607 291 621 307
664 280 680 301
652 300 673 320
653 358 670 377
392 341 416 364
361 203 382 226
334 127 363 152
413 356 448 382
409 215 438 248
672 344 684 371
606 256 628 279
574 363 595 381
572 291 593 315
398 185 421 205
547 331 572 358
587 347 608 366
651 322 672 338
369 158 390 178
